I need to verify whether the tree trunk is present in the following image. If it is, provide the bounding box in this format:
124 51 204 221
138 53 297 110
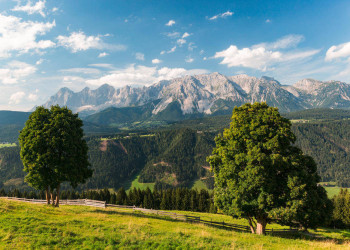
247 217 256 234
256 217 267 235
45 187 50 205
55 184 60 207
51 191 55 206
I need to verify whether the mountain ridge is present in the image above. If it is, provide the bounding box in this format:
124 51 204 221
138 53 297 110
42 73 350 117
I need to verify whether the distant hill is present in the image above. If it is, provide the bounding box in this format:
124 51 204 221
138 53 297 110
0 111 31 125
284 108 350 121
2 108 350 190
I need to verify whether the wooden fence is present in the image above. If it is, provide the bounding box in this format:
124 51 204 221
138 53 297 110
2 197 107 208
1 197 298 234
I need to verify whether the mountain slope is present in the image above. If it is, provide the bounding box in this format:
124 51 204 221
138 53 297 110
43 73 350 119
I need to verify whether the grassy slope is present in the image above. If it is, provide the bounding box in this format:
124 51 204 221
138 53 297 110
191 179 209 190
1 199 350 249
127 175 155 191
324 187 350 198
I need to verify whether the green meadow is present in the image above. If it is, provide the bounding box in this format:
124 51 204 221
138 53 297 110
1 199 350 249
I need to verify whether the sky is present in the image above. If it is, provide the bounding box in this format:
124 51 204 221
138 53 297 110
1 0 350 111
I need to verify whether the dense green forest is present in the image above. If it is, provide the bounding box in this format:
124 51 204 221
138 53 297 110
1 108 350 190
1 129 215 191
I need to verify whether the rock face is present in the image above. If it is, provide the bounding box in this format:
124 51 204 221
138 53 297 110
43 73 350 116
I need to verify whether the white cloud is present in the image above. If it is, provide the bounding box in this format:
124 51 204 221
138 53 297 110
9 91 26 104
0 14 55 58
265 19 271 23
0 61 37 84
177 38 186 46
166 32 180 38
209 11 233 20
152 58 162 64
135 52 145 61
52 7 58 12
325 41 350 61
57 31 125 53
182 32 190 38
188 42 196 51
88 63 115 69
60 68 101 75
36 58 44 65
161 46 177 54
12 0 46 17
165 20 175 26
98 52 108 58
214 35 319 71
185 57 194 63
28 93 38 101
168 46 176 53
255 35 304 50
86 64 208 88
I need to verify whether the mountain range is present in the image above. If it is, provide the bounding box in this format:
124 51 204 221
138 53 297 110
43 73 350 119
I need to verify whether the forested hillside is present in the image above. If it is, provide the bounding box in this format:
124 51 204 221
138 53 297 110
1 129 215 191
1 109 350 190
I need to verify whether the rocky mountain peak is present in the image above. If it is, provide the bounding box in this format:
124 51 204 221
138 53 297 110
42 73 350 117
293 78 324 93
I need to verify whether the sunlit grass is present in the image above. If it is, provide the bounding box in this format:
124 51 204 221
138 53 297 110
1 199 349 249
127 175 155 191
0 143 16 148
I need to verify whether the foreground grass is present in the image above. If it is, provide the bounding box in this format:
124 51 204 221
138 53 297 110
1 199 350 249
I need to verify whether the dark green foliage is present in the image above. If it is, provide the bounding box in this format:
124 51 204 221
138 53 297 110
292 121 350 187
0 147 25 188
2 108 350 191
85 128 214 190
0 188 215 213
332 189 350 228
207 103 332 234
19 106 93 205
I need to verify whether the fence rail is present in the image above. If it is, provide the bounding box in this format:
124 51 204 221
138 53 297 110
1 196 298 234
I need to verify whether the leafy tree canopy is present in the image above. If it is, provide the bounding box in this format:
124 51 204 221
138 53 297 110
19 105 92 206
207 102 332 235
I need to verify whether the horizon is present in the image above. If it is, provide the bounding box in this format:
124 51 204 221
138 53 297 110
1 0 350 111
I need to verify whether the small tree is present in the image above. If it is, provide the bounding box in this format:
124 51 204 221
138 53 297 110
19 105 93 206
207 103 332 235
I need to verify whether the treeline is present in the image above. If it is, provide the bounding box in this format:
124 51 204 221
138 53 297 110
0 187 216 213
332 189 350 228
284 108 350 121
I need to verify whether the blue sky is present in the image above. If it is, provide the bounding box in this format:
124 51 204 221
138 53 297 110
1 0 350 110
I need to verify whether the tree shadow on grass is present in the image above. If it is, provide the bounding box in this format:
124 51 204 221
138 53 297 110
90 209 250 233
90 209 348 244
266 230 347 245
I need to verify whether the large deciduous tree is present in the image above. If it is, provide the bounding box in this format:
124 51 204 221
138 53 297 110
19 105 93 206
207 102 332 235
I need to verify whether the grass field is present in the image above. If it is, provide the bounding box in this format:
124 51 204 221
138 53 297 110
127 175 155 191
0 143 16 148
1 199 350 249
191 179 209 190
